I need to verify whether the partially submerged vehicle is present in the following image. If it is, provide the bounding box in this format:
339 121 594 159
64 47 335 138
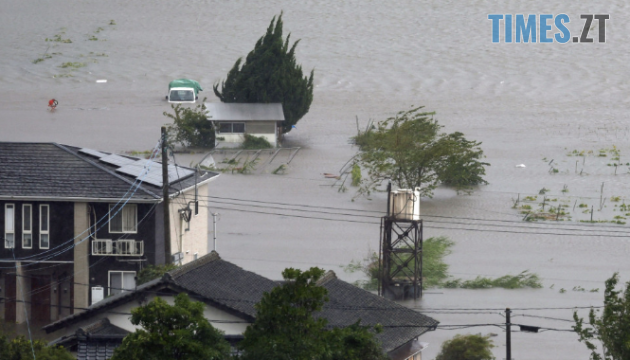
166 79 203 103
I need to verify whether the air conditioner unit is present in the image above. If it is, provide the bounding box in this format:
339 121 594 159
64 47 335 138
91 286 104 305
389 188 421 220
127 240 137 254
105 240 113 254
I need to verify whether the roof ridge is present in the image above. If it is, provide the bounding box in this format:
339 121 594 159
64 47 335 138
54 143 162 200
168 251 221 278
317 270 337 286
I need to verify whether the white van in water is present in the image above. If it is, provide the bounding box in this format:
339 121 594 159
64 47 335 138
167 87 197 103
166 79 202 104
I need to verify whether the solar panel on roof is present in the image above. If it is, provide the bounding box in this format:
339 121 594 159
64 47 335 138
79 148 107 159
116 160 194 187
116 160 152 177
99 154 137 167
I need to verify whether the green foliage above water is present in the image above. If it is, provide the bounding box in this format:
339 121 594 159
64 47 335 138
344 236 542 290
352 107 489 198
164 100 215 148
443 271 542 289
242 134 272 149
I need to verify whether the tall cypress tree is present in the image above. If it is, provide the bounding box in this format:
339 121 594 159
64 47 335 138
213 13 314 134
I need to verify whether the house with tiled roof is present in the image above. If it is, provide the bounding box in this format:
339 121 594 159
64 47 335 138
43 252 439 360
0 142 219 324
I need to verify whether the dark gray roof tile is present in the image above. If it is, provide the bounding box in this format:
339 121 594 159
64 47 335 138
0 142 218 201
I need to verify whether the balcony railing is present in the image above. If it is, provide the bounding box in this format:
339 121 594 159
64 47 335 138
92 239 144 256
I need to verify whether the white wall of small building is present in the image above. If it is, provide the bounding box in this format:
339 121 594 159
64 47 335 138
215 120 279 147
217 133 277 147
168 184 210 265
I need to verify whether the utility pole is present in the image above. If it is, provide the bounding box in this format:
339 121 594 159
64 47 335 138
506 308 512 360
162 126 172 264
212 213 218 252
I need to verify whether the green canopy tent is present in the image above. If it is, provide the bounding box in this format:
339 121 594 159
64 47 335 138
168 79 203 96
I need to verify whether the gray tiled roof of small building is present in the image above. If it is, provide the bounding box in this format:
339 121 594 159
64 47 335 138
205 103 285 121
169 251 277 318
45 252 438 354
318 275 439 352
170 253 438 352
0 142 218 200
80 319 130 337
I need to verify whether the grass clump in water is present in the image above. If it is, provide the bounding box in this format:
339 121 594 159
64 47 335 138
344 236 542 290
60 62 86 69
351 164 361 186
242 134 272 149
444 271 542 289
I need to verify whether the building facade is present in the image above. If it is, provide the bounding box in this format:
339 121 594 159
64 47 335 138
0 142 218 324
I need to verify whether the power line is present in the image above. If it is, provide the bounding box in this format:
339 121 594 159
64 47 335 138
200 194 630 231
201 198 630 235
200 202 630 237
411 306 604 311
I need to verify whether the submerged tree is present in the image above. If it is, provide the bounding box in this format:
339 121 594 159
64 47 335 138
110 293 230 360
353 106 489 197
573 273 630 360
164 99 215 148
213 12 314 134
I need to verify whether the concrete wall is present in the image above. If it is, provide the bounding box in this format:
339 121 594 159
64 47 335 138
168 184 209 265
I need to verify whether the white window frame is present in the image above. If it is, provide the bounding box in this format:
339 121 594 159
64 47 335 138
22 204 32 249
108 270 136 296
40 204 50 249
109 204 138 234
5 203 15 249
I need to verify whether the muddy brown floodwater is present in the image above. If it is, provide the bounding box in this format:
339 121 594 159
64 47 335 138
2 0 630 358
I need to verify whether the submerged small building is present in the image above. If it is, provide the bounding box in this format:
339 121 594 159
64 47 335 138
205 103 284 148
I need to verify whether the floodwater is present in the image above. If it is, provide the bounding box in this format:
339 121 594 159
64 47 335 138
2 0 630 358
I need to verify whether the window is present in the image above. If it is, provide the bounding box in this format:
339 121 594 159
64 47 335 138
5 204 15 248
109 271 136 295
22 204 32 249
40 204 50 249
109 204 137 233
218 122 245 133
